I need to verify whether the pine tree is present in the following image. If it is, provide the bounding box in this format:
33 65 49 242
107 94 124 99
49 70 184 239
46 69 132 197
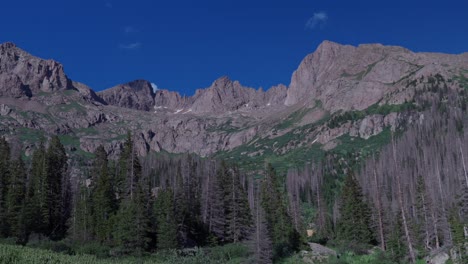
224 165 252 243
70 183 93 243
337 172 374 244
113 140 150 255
113 183 150 255
387 214 407 264
207 164 226 244
449 207 467 263
90 145 116 243
116 132 135 202
261 163 299 259
154 188 178 250
5 156 27 243
0 137 11 237
44 136 68 240
25 140 47 235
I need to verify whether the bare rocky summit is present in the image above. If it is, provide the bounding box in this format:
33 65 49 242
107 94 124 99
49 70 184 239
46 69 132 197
0 40 467 161
97 80 156 111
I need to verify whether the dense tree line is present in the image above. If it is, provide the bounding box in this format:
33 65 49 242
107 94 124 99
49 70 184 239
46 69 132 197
0 132 300 261
0 136 70 244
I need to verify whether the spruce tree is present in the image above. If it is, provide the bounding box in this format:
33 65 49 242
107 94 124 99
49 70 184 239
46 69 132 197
70 183 93 243
113 140 150 255
91 145 116 243
44 136 68 240
387 214 407 263
0 137 11 237
154 188 178 250
25 140 47 235
224 165 252 243
5 156 27 243
113 183 150 255
261 163 299 259
337 172 374 245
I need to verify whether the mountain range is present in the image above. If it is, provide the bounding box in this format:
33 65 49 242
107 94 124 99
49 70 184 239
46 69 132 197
0 40 467 168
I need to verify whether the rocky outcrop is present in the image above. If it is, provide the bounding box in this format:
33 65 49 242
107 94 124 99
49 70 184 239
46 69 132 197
97 80 156 111
0 42 72 96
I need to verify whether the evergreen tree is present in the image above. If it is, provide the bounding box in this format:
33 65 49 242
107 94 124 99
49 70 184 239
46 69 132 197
207 164 227 244
44 136 68 240
337 172 374 244
90 145 116 243
224 165 252 243
261 163 299 259
5 156 27 243
116 132 135 202
25 140 47 235
387 214 407 264
154 188 178 250
449 207 467 263
113 140 150 255
0 137 11 237
113 183 150 255
70 183 93 243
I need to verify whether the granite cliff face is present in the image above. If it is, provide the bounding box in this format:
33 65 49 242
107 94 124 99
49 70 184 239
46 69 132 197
0 41 467 161
286 41 468 111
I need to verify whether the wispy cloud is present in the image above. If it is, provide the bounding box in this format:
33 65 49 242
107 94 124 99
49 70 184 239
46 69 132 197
123 26 138 34
119 42 141 50
151 83 159 92
105 1 112 8
306 11 328 29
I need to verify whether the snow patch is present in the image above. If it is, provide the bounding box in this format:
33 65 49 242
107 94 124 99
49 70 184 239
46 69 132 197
174 109 183 114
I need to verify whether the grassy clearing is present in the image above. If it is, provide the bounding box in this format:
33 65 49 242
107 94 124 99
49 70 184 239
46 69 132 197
18 128 44 144
0 242 250 264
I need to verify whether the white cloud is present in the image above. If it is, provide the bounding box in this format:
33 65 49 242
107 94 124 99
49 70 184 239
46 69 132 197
124 26 137 34
119 42 141 50
306 11 328 29
151 83 158 92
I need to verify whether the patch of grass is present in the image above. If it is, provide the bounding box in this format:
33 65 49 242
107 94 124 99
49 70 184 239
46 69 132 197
453 70 468 89
332 128 392 157
274 108 312 130
327 101 415 129
18 128 44 143
0 242 250 264
58 134 80 147
57 101 86 115
206 119 244 133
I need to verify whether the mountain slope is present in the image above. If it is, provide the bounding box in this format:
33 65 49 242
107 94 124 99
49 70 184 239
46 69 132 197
0 41 467 170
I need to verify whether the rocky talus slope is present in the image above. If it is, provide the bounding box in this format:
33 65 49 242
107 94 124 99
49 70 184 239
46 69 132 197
0 41 467 166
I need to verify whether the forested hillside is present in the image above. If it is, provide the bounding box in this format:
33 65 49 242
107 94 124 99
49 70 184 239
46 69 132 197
0 75 467 264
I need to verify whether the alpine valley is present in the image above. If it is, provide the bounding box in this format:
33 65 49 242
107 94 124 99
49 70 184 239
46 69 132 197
0 41 467 263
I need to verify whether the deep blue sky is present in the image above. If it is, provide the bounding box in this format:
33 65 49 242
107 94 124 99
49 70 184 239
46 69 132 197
2 0 467 95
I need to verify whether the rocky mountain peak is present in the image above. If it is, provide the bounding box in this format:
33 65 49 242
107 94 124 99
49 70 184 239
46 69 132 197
0 42 73 98
97 79 156 111
0 42 17 50
211 76 233 88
